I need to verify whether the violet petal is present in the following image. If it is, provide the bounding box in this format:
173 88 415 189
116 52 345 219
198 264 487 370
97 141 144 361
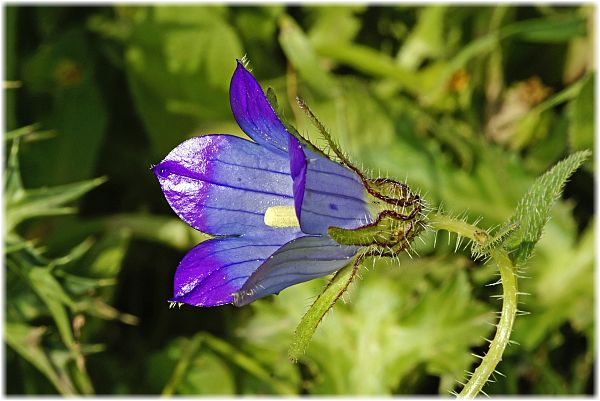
171 234 299 307
288 135 307 223
233 236 359 306
230 61 290 153
153 134 295 236
290 145 372 234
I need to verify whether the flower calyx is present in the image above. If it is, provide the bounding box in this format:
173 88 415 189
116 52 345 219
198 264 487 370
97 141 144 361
329 179 425 257
288 95 426 257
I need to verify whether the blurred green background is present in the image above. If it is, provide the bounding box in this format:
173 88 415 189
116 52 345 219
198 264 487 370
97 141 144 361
4 4 594 395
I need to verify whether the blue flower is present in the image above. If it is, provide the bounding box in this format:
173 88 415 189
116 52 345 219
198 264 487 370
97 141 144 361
153 61 375 307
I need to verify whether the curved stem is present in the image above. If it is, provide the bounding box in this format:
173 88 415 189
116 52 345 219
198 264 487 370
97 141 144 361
428 213 518 398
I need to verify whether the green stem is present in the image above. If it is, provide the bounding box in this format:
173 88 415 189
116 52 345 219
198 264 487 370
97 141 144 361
428 213 518 398
428 213 481 242
161 334 203 396
203 333 296 395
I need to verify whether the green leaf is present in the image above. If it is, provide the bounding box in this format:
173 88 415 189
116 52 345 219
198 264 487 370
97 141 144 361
502 14 587 43
314 41 422 94
503 150 590 265
523 113 569 174
203 333 295 395
5 124 55 142
5 323 77 395
176 351 235 395
417 32 499 106
6 176 107 232
28 267 76 347
151 335 235 396
230 7 285 76
78 230 131 278
278 14 337 97
4 136 105 216
509 108 554 151
505 74 590 150
21 28 108 186
307 6 366 48
4 138 25 204
103 213 209 251
567 73 594 166
120 6 243 155
386 272 493 389
74 298 138 325
396 6 448 70
242 257 493 394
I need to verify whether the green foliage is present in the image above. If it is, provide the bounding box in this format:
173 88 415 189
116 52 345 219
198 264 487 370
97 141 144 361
278 14 337 97
567 73 594 170
5 137 134 395
21 26 108 187
502 150 590 266
289 257 359 362
242 259 494 394
90 6 245 155
7 4 594 396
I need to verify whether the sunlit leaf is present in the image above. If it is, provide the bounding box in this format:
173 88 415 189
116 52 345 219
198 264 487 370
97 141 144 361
307 6 366 48
104 213 209 250
278 14 337 97
503 13 587 43
503 150 590 266
567 73 594 170
6 176 107 232
396 6 447 70
119 6 243 154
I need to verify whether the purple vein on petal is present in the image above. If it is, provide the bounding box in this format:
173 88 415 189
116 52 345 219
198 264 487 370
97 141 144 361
153 134 296 236
234 236 358 306
172 234 299 307
230 61 291 153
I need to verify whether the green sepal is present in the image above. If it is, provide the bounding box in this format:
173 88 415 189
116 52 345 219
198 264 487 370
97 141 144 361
295 96 357 167
289 252 364 362
265 87 328 158
328 209 424 255
329 212 401 247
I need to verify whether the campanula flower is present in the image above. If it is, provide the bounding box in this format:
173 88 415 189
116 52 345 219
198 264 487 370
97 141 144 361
153 61 424 307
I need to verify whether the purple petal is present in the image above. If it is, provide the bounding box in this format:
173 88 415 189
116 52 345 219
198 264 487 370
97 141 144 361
230 61 290 153
290 145 372 235
153 134 295 236
233 236 359 306
288 135 307 222
171 234 299 307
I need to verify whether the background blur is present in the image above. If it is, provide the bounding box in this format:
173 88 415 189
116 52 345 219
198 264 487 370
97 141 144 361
4 4 594 395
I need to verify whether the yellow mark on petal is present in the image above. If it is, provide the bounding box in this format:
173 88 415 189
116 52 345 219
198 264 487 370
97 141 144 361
264 205 300 228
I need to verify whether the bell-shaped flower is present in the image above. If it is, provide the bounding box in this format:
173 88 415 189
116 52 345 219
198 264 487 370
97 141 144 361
153 61 422 307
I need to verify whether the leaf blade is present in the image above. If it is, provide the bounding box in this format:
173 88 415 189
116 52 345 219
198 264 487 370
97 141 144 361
504 150 590 265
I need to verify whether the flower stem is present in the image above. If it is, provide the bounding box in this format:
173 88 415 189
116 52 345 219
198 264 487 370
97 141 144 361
428 213 518 398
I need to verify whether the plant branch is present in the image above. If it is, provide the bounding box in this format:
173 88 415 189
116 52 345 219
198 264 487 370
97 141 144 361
428 213 518 398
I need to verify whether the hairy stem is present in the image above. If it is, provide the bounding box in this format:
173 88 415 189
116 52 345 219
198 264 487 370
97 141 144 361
289 253 364 362
428 213 518 398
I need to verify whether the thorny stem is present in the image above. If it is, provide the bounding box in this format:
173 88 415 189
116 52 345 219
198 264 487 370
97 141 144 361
428 213 518 398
